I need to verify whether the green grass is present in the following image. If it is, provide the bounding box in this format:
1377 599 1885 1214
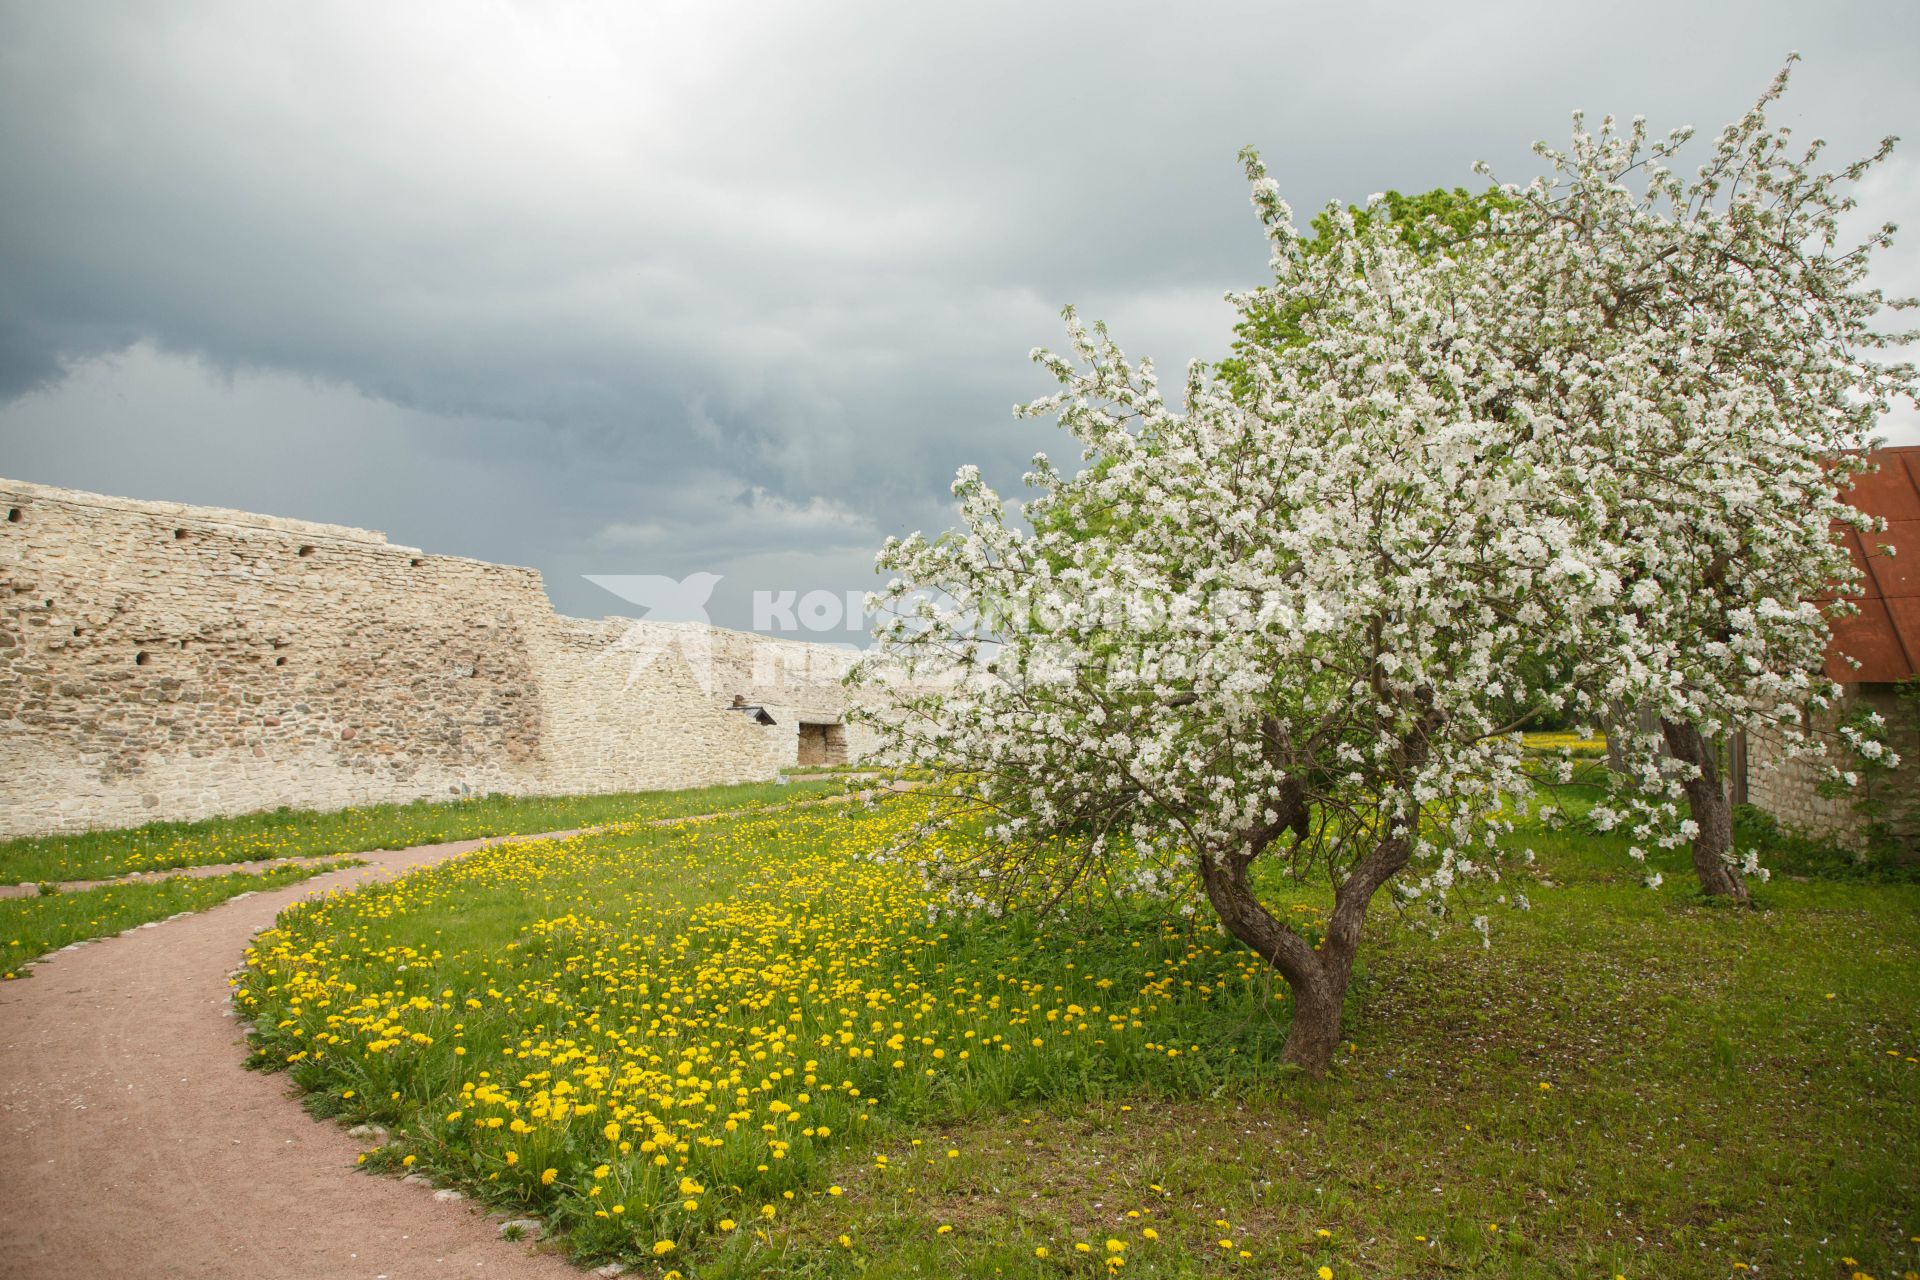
741 819 1920 1280
0 776 855 886
234 791 1920 1279
1 859 359 979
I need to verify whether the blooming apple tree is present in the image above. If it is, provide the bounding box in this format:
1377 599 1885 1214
855 244 1613 1076
852 66 1913 1075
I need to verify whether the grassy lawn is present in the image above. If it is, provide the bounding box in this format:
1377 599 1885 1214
234 791 1919 1279
1 859 359 979
0 777 852 886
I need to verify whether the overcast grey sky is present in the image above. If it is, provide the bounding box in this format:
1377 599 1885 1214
3 1 1916 636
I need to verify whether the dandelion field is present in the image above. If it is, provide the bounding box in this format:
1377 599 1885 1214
1517 732 1608 759
235 792 1920 1279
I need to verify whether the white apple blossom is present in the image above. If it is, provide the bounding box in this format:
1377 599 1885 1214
851 63 1914 1075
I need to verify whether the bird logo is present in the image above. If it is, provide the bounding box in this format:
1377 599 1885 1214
583 572 723 624
585 572 726 694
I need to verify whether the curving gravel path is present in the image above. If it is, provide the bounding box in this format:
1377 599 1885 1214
0 831 589 1280
0 785 916 1278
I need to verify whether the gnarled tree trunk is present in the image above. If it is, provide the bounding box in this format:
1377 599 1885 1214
1198 828 1411 1075
1200 699 1439 1074
1659 717 1750 904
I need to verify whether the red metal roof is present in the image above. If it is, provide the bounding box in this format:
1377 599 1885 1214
1830 445 1920 683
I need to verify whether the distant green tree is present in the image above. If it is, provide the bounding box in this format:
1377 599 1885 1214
1217 186 1513 400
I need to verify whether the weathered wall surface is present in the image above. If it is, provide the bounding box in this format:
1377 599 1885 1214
1745 683 1919 849
0 478 870 837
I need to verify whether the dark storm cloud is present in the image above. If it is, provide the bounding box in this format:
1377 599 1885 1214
1 0 1916 630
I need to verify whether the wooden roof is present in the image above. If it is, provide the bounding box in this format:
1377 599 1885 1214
1830 445 1920 683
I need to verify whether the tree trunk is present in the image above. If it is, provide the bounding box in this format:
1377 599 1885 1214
1207 698 1438 1074
1279 970 1346 1074
1659 717 1750 904
1198 827 1412 1076
1197 853 1341 1074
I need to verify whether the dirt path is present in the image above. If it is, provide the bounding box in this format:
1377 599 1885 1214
0 786 921 1278
0 829 596 1280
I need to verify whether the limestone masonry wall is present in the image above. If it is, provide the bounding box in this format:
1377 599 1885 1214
1744 684 1920 850
0 478 873 837
1744 714 1860 845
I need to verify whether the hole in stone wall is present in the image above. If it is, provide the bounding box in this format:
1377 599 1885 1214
410 557 425 567
134 651 150 666
297 544 316 557
6 508 20 523
274 656 288 667
174 528 189 540
797 721 849 766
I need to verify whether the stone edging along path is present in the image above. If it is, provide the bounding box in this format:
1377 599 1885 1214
0 787 912 1280
0 852 383 899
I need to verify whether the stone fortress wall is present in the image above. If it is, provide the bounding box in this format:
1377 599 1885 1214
0 477 879 838
1742 684 1918 849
